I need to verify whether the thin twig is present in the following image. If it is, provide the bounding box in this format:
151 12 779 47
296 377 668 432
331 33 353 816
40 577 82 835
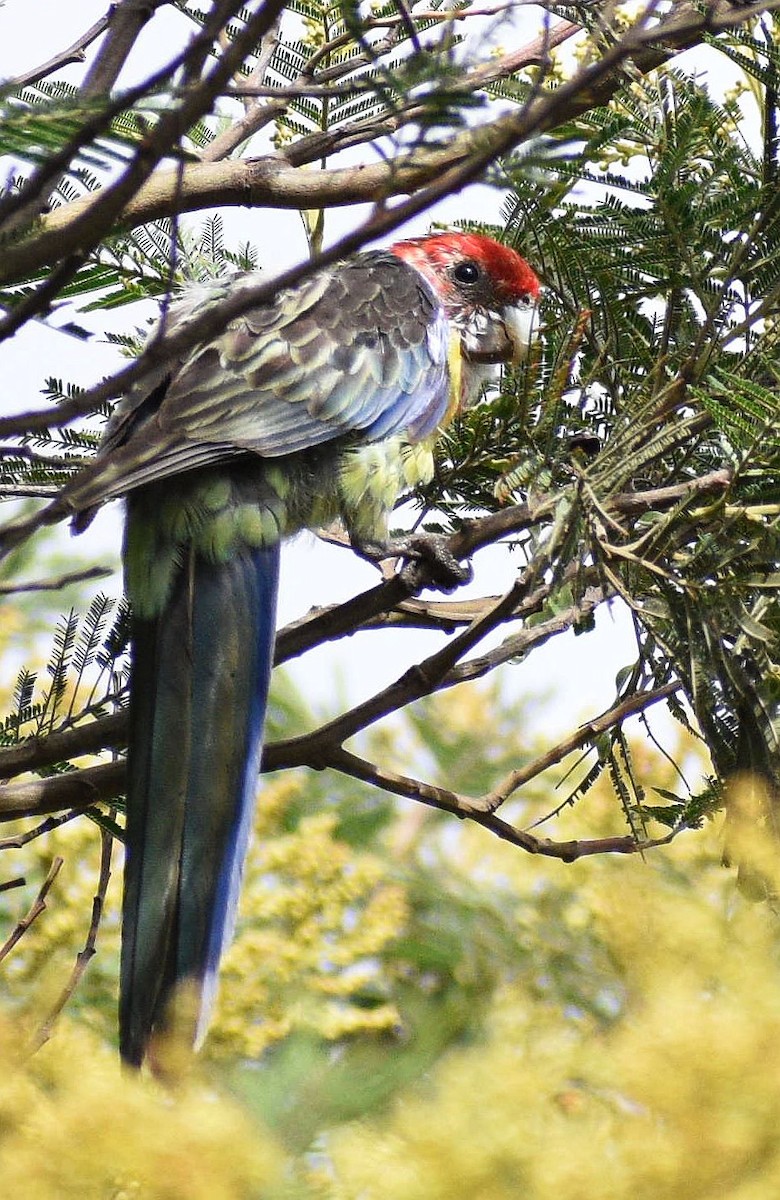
484 681 682 808
0 564 114 595
5 12 112 89
330 745 684 860
0 876 25 893
0 856 63 964
0 809 85 850
0 486 60 499
29 824 114 1052
442 586 609 687
202 10 286 162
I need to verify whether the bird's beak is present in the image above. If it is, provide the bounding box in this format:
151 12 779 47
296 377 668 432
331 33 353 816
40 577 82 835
503 302 540 364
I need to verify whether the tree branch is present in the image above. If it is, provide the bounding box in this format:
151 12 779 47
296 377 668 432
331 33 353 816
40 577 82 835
29 823 115 1052
201 10 286 163
0 564 113 595
0 856 63 964
1 2 775 291
5 12 113 89
291 746 684 861
0 763 122 818
0 678 686 866
0 717 126 784
0 0 282 309
483 681 682 807
80 0 170 100
0 465 732 792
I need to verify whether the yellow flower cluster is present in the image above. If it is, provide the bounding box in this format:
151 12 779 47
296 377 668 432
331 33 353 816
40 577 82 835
0 1017 287 1200
213 798 408 1058
0 815 122 1043
1 773 410 1060
5 670 780 1198
324 803 780 1199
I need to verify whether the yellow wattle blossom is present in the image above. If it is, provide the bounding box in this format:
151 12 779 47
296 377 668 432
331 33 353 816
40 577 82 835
5 675 780 1198
211 795 409 1058
1 773 410 1061
323 809 780 1198
0 1017 288 1200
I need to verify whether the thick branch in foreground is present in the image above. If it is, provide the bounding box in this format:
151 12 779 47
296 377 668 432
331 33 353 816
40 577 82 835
0 0 285 304
0 466 732 802
0 685 685 867
0 763 122 818
0 2 776 289
80 0 168 100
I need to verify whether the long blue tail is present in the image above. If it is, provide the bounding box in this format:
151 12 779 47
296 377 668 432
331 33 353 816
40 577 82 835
119 542 280 1066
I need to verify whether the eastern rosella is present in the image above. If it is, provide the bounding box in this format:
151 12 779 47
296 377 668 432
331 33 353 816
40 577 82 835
34 232 541 1065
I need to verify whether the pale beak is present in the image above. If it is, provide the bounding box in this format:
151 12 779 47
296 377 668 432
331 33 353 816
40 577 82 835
503 302 540 364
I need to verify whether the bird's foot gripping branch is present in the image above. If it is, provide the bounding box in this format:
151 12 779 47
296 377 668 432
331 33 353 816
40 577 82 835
352 531 474 591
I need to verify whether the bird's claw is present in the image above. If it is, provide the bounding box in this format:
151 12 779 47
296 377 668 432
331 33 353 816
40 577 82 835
354 533 472 592
400 533 472 591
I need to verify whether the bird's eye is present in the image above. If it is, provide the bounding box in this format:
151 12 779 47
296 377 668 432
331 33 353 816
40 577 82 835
451 261 481 285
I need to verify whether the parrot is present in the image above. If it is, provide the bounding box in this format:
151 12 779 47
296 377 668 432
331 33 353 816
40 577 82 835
21 231 541 1066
